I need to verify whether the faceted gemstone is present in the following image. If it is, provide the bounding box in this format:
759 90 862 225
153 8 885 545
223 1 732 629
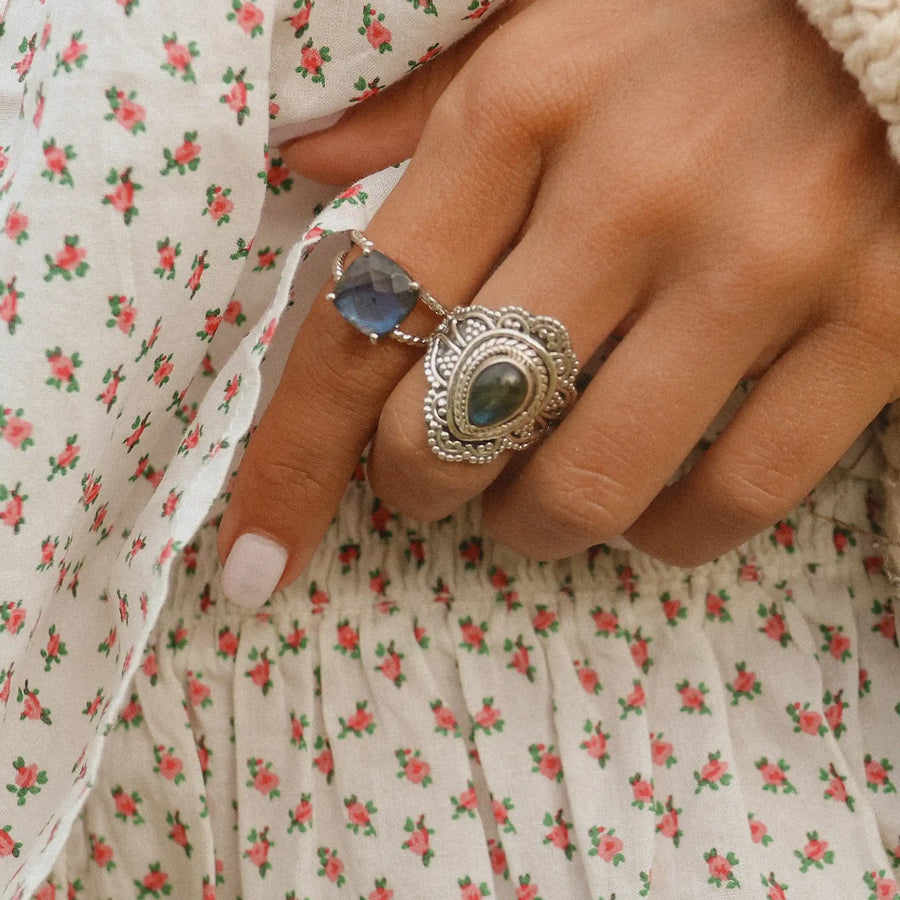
467 360 529 428
332 250 418 338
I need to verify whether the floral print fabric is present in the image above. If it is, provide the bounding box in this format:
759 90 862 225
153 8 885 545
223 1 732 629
0 0 898 898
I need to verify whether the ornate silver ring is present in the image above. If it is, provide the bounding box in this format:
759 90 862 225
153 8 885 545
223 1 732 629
424 305 579 463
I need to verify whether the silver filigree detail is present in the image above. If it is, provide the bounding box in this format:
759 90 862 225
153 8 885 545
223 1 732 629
424 305 579 463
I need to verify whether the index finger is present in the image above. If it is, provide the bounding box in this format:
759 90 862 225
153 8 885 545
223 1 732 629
217 86 541 606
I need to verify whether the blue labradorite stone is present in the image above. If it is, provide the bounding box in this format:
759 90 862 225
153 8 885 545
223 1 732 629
467 361 529 428
332 250 418 338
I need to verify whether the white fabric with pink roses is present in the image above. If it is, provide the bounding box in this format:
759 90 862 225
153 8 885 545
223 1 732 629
0 1 899 899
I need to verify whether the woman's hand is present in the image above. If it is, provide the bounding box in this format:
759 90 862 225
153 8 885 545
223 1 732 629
217 0 900 606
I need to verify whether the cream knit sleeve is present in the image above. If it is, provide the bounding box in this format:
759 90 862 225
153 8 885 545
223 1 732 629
798 0 900 161
797 1 900 576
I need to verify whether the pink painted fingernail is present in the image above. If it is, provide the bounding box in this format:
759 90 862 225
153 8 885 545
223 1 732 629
222 533 288 608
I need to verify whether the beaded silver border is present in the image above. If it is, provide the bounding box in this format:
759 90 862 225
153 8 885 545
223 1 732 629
424 305 579 463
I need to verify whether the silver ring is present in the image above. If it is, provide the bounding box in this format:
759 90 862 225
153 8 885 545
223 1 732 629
424 305 579 463
327 230 446 346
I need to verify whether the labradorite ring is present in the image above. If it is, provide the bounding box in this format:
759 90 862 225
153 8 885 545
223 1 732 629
327 230 446 346
327 231 579 464
424 305 579 463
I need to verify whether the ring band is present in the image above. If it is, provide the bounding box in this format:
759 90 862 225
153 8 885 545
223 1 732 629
329 232 580 463
424 305 579 463
328 230 445 346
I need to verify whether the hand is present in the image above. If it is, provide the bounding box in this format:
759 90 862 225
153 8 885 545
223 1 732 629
217 0 900 606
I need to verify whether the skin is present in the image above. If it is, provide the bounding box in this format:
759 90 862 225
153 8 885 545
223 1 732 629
217 0 900 591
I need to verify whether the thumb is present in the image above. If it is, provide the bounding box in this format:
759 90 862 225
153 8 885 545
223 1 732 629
278 5 513 185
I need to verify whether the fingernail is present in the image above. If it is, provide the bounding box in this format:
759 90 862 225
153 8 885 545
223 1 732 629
604 535 635 551
222 533 288 608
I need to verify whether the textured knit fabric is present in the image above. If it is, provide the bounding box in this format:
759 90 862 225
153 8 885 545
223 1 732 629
0 1 898 898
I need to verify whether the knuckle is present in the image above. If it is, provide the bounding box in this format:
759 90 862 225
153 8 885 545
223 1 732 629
704 460 793 535
502 455 634 556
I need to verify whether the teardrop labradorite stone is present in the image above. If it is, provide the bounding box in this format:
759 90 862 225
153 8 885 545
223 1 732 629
332 250 418 338
467 361 529 428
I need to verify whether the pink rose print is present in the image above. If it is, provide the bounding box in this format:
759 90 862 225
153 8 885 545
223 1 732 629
677 679 711 715
694 750 732 793
864 754 896 793
90 835 115 871
245 647 273 694
42 139 75 185
288 794 314 832
220 67 253 123
360 4 392 52
505 636 535 681
820 763 855 810
0 277 22 334
162 132 201 175
726 661 761 704
529 743 563 782
254 245 284 272
403 814 435 866
574 660 601 694
1 409 33 450
107 294 137 335
871 599 896 641
44 235 88 280
246 758 280 798
54 31 88 74
228 1 265 36
431 700 460 737
112 786 143 823
542 809 576 860
787 701 827 736
591 605 621 636
472 698 504 734
756 756 797 793
161 34 199 82
863 870 899 900
296 38 331 85
245 827 273 878
629 773 657 810
656 797 682 846
820 624 852 662
153 746 184 783
102 168 141 223
335 620 360 656
104 86 146 133
376 641 405 686
286 0 313 37
204 184 234 224
618 679 646 718
589 826 625 865
748 815 772 846
770 519 796 551
396 748 432 786
794 831 834 872
1 484 27 534
704 849 740 889
705 589 733 621
581 720 611 767
459 876 491 898
757 602 792 646
344 795 377 835
458 616 489 654
167 811 191 855
338 701 376 738
629 631 652 672
660 591 686 625
5 204 29 243
2 601 26 636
